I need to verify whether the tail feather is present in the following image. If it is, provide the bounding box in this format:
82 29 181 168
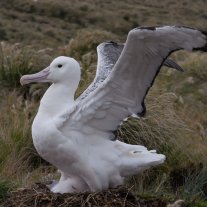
119 148 165 177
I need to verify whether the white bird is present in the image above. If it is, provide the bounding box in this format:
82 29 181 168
20 26 207 194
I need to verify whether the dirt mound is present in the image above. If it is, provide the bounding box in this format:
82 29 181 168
2 183 168 207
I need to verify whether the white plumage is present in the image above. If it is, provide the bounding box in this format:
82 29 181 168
20 26 207 193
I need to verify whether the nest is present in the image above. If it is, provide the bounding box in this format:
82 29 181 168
3 183 168 207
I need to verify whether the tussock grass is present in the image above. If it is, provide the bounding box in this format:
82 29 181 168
0 42 42 88
0 91 43 185
0 179 13 203
183 166 207 201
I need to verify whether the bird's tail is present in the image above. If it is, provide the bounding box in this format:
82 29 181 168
115 141 165 177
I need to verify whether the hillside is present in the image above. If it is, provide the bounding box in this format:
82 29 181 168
0 0 207 206
0 0 207 47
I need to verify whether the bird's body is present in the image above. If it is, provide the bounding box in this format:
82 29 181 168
32 73 164 193
20 26 207 193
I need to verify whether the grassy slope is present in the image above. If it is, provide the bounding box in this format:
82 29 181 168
0 0 207 206
0 0 206 47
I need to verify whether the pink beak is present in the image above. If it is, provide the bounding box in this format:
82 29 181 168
20 67 50 85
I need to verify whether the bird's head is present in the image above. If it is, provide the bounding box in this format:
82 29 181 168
20 56 81 85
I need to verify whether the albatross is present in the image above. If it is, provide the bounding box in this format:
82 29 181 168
20 26 207 193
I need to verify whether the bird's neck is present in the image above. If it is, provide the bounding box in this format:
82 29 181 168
38 83 77 117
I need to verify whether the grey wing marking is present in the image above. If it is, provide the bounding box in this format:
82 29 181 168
77 42 124 101
95 41 124 81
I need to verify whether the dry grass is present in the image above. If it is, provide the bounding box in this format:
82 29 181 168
2 183 169 207
0 91 41 183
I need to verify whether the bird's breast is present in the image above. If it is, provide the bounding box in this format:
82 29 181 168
32 114 62 160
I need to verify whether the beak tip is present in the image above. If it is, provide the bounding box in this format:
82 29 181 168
19 66 50 86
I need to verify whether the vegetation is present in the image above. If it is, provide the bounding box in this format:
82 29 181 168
0 0 207 206
0 0 206 48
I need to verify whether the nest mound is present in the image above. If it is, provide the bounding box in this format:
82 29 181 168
3 183 168 207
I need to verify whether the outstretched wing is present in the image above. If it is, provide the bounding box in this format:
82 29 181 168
61 26 207 140
77 41 184 102
77 42 124 101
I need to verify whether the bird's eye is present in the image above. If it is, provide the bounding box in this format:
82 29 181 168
58 64 62 68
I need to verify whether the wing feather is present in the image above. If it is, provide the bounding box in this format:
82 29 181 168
77 41 184 102
77 42 124 101
60 26 207 140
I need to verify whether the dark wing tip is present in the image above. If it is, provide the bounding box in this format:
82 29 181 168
137 102 146 117
163 59 184 72
171 26 207 52
135 26 156 31
193 30 207 52
193 43 207 52
106 41 118 45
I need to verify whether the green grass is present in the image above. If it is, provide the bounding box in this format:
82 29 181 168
194 201 207 207
0 179 13 203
